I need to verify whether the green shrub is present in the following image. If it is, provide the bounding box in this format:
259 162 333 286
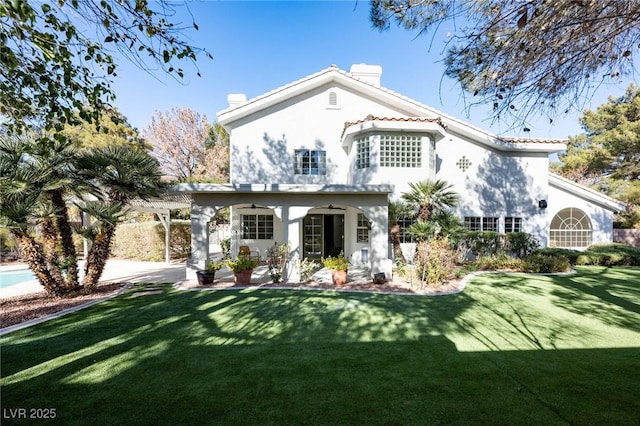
576 243 640 266
505 232 540 259
524 253 571 273
474 253 525 271
534 247 582 264
459 231 502 257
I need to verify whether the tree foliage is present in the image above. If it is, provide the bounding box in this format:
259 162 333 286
143 108 229 182
0 0 211 133
552 84 640 227
370 0 640 126
61 107 148 150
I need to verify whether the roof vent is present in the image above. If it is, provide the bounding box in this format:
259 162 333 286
227 93 247 108
349 64 382 87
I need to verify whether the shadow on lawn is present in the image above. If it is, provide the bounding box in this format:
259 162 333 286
2 282 640 424
550 267 640 331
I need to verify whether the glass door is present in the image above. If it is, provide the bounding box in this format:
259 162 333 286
303 214 344 260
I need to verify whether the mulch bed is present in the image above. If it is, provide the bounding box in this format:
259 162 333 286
1 282 129 329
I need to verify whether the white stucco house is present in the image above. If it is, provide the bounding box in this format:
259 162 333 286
176 64 625 281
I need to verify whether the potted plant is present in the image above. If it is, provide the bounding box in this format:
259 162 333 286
226 254 259 285
322 251 349 285
196 259 223 285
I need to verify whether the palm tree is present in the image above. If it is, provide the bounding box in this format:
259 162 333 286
76 145 163 289
401 179 459 222
1 133 163 296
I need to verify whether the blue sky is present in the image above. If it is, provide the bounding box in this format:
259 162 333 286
111 1 638 139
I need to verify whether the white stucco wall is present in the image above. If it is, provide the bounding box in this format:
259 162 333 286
547 184 616 246
435 133 551 245
228 83 411 185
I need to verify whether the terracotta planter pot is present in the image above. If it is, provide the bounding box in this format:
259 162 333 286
233 269 253 285
331 269 348 285
196 271 216 285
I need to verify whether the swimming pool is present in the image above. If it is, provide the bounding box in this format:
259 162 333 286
0 268 37 288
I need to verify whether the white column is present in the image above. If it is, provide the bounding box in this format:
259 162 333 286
361 204 392 279
187 204 215 279
280 206 309 282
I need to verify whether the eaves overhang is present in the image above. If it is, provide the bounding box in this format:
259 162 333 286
341 116 447 149
171 183 394 195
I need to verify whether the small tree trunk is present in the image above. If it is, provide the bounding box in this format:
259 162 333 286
16 235 65 297
50 190 79 288
390 224 407 264
82 227 116 291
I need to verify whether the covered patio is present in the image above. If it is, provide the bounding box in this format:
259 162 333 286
171 183 394 282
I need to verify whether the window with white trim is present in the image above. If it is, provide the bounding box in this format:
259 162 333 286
294 149 326 175
428 138 436 171
389 216 416 243
356 137 370 169
357 213 371 243
327 91 340 109
550 208 592 248
380 134 422 168
504 217 522 233
464 216 498 232
242 214 274 240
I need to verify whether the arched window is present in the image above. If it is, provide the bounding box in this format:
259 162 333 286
327 91 340 109
549 208 592 248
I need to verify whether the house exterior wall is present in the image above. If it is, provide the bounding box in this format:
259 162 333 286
228 84 411 185
435 134 552 245
548 184 616 247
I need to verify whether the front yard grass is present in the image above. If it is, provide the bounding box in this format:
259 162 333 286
1 266 639 425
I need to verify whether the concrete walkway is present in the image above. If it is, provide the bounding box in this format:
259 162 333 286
0 260 187 298
0 259 377 298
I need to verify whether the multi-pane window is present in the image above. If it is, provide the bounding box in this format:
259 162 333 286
357 213 371 243
294 149 326 175
389 216 416 243
464 216 498 232
380 134 422 168
242 214 274 240
550 208 592 248
356 137 370 169
504 217 522 233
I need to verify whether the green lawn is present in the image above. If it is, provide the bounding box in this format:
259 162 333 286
2 266 639 425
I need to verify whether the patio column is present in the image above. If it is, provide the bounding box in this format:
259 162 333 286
187 203 216 280
360 204 392 279
280 206 308 282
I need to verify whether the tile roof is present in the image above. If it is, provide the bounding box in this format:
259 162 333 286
342 115 447 139
497 136 567 145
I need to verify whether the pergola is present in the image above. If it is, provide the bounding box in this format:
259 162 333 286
126 193 192 263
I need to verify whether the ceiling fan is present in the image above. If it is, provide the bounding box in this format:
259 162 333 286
326 204 346 210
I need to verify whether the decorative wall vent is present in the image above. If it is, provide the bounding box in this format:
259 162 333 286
456 155 472 171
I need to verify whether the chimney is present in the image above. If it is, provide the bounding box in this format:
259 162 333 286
349 64 382 87
227 93 247 108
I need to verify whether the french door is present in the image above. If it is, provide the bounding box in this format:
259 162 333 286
302 214 344 260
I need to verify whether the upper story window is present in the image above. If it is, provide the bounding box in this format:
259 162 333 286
242 214 274 240
464 216 498 232
380 134 422 168
356 137 370 169
294 149 326 175
326 91 340 109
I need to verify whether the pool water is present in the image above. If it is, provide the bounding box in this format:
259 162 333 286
0 269 37 288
